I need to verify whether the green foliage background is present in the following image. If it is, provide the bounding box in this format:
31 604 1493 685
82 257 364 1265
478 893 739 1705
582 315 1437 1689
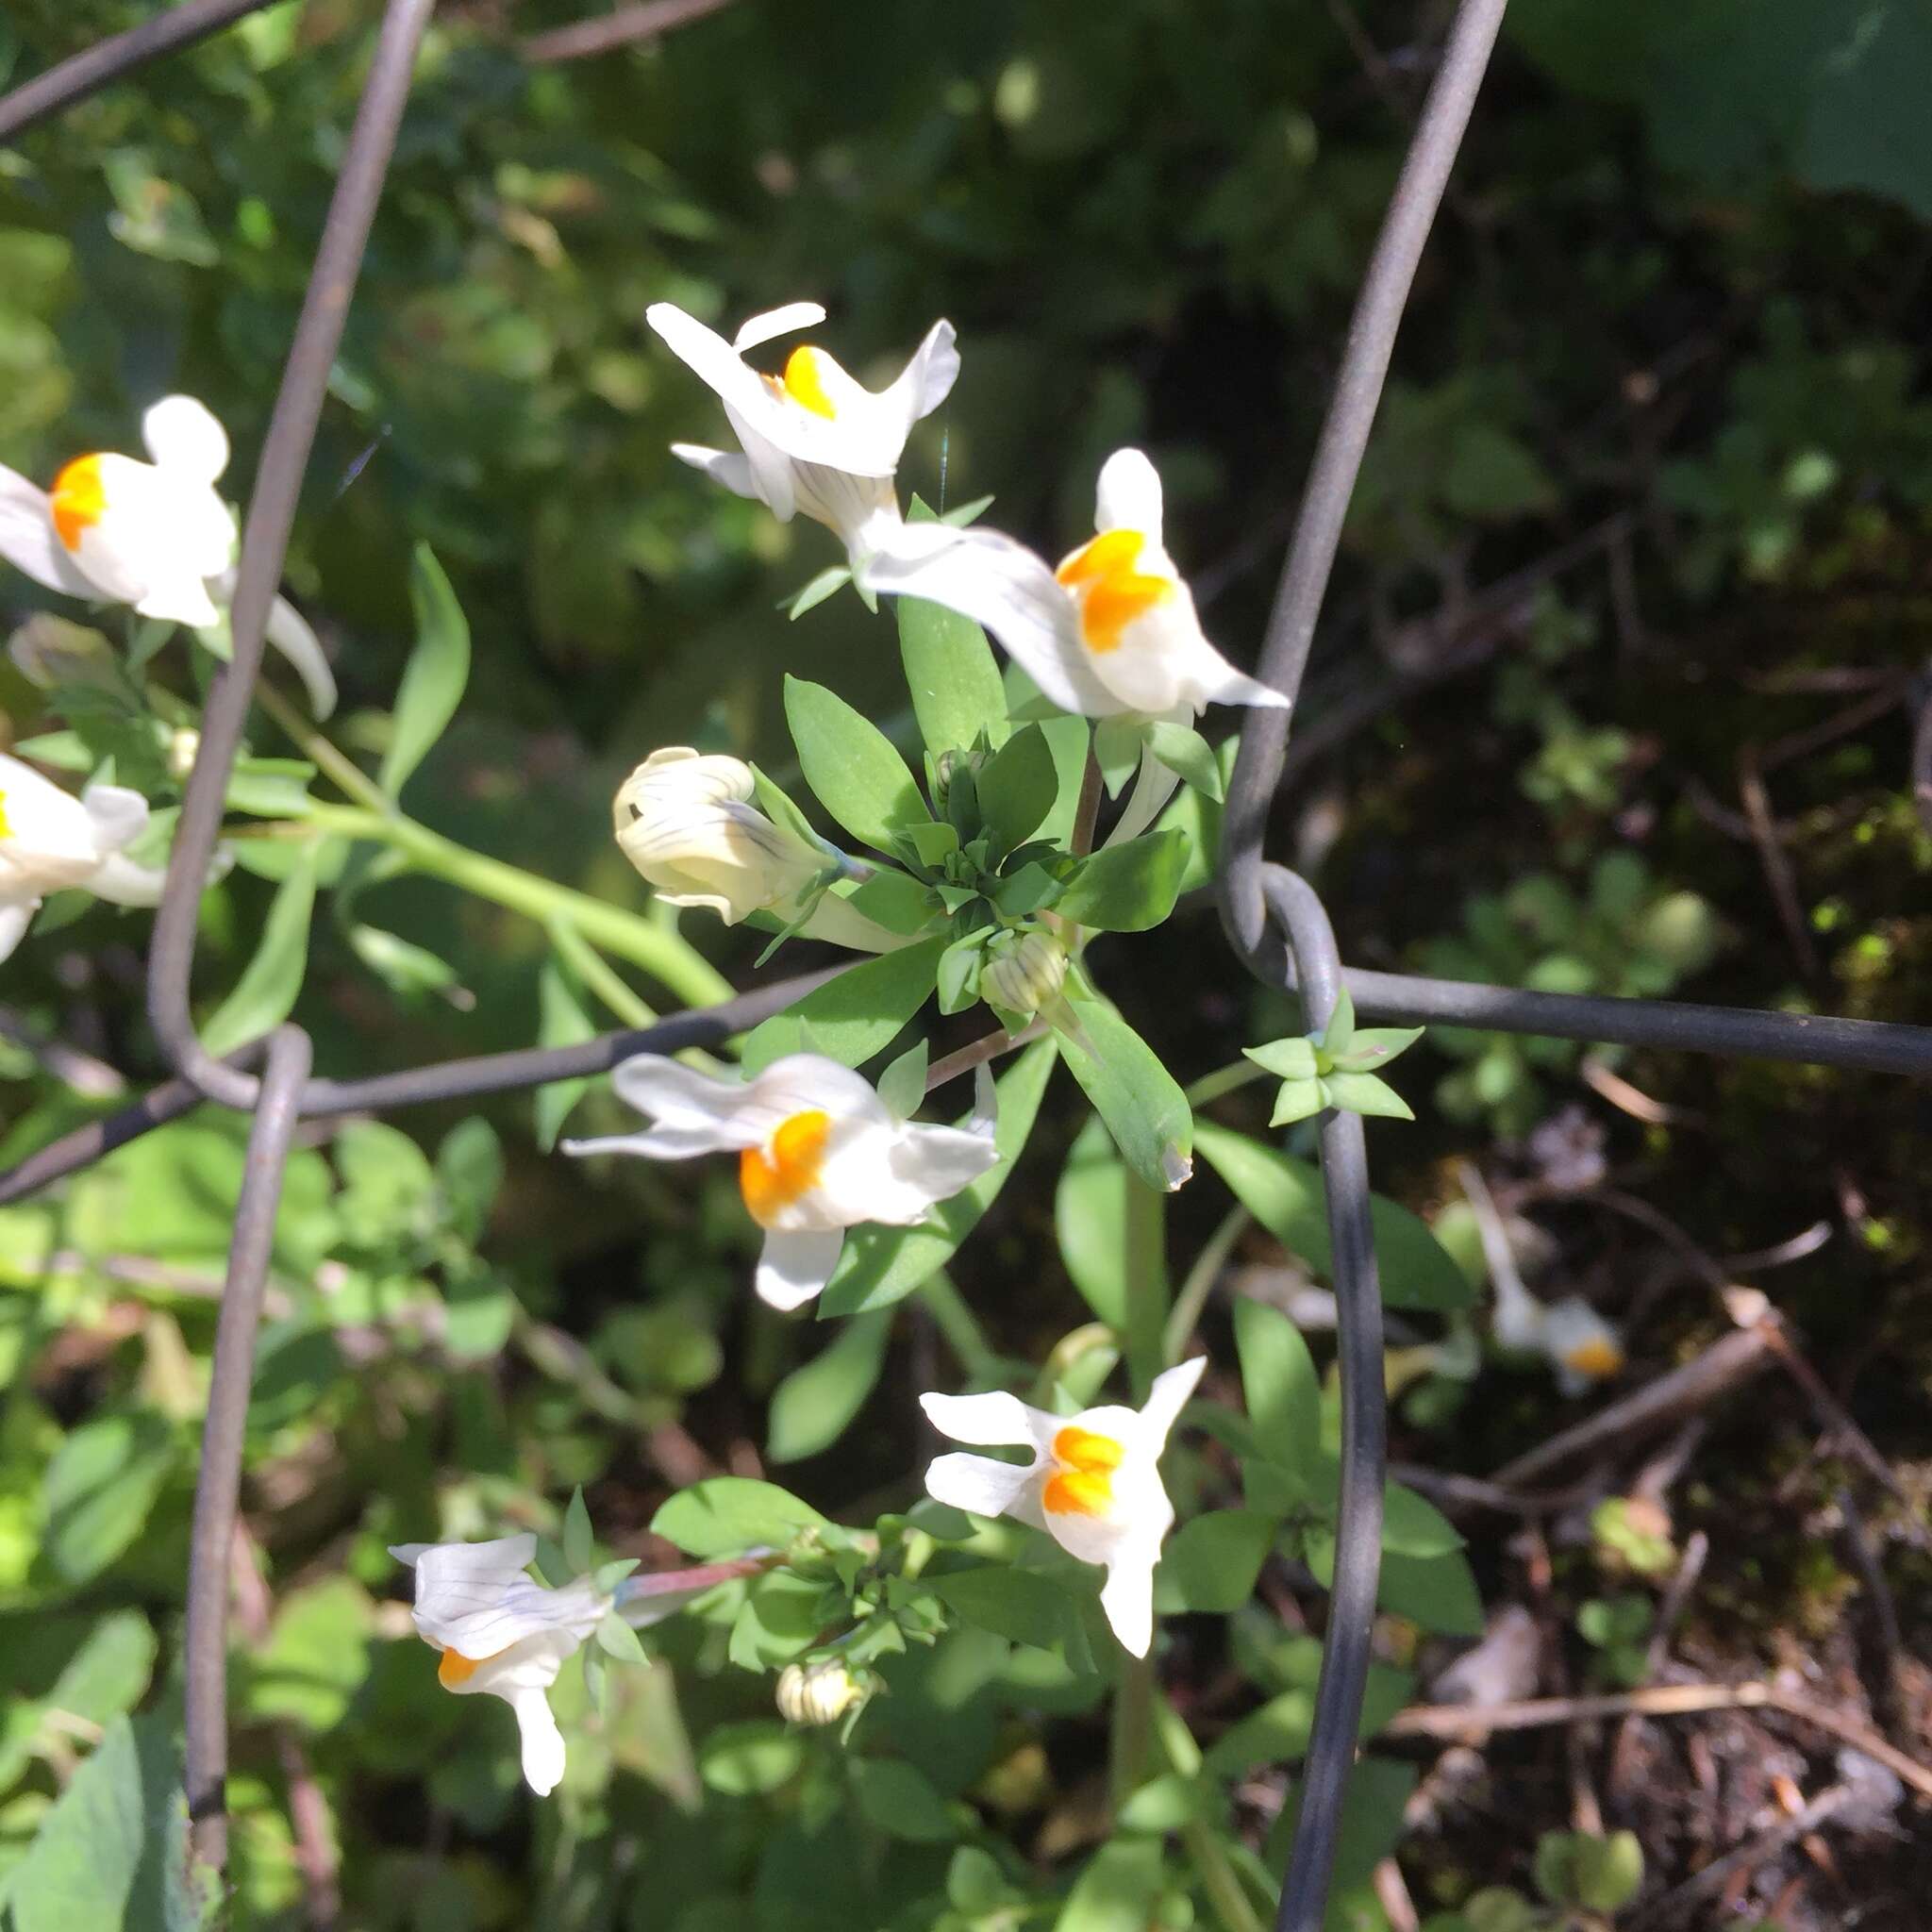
0 1 1928 1927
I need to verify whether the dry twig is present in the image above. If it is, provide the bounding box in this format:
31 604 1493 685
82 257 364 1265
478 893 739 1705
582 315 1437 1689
520 0 734 63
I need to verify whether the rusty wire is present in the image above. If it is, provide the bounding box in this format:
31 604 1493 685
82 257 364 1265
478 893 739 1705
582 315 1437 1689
0 0 1928 1920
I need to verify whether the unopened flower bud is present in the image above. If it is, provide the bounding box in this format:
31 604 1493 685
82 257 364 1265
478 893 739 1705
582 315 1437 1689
931 743 991 811
981 928 1069 1019
8 615 118 691
775 1658 861 1727
168 728 202 782
614 747 824 924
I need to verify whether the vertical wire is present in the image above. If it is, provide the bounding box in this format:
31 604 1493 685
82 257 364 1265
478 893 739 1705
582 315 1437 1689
1262 866 1387 1932
181 1024 312 1867
144 0 438 1110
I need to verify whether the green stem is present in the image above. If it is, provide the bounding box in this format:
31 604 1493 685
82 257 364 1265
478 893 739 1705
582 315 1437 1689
1162 1206 1249 1367
917 1269 998 1377
1184 1058 1270 1108
1122 1172 1168 1401
546 917 658 1030
1153 1697 1267 1932
1110 1649 1155 1811
304 804 734 1008
255 679 392 816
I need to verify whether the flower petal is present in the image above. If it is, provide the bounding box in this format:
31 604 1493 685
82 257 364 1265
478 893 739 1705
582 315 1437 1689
885 1118 1000 1208
881 318 960 428
560 1123 741 1162
866 524 1128 718
79 783 149 857
733 302 827 353
919 1388 1056 1450
1098 1539 1160 1657
608 1055 760 1141
509 1684 568 1795
1093 448 1164 542
670 441 758 501
0 901 36 962
0 465 92 597
1134 1353 1208 1454
755 1226 844 1310
88 854 169 908
265 592 338 720
141 396 229 484
924 1450 1040 1524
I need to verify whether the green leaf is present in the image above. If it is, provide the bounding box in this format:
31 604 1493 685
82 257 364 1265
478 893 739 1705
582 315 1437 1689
564 1488 593 1574
975 724 1058 858
346 924 462 1000
380 544 471 798
699 1721 804 1797
1117 1772 1208 1832
40 1412 176 1586
1153 1509 1276 1613
739 933 945 1074
1233 1299 1320 1476
1092 714 1144 796
842 867 940 937
948 1846 1023 1913
786 564 851 620
1267 1756 1416 1898
1192 1123 1472 1310
936 927 991 1014
199 848 319 1057
42 1613 158 1732
1322 988 1357 1057
766 1310 892 1462
1245 1037 1319 1080
1053 1839 1163 1932
1305 1536 1486 1637
247 1577 374 1730
1143 720 1225 801
594 1609 649 1665
1268 1077 1326 1126
820 1039 1058 1316
533 957 597 1151
784 675 928 852
1204 1661 1414 1775
8 1715 210 1932
1053 1119 1131 1327
927 1567 1087 1658
1055 828 1191 932
874 1039 929 1120
436 1117 505 1243
850 1757 959 1842
1322 1072 1415 1121
902 820 960 872
1534 1830 1643 1912
895 575 1008 758
1053 992 1192 1193
1329 1026 1425 1073
1035 715 1093 846
651 1477 828 1558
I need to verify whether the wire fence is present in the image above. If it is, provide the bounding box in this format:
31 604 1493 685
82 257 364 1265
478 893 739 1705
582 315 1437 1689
1 3 1927 1928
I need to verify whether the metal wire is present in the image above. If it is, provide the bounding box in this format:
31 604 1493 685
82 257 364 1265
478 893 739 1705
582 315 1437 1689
181 1024 310 1867
1263 868 1386 1932
145 0 438 1111
0 0 275 143
2 0 1929 1919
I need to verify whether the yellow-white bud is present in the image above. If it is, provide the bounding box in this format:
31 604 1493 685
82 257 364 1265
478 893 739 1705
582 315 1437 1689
168 728 202 782
981 928 1069 1018
775 1658 862 1727
614 747 825 925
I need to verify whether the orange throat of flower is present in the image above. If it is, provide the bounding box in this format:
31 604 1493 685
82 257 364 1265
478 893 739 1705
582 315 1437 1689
438 1643 506 1689
740 1108 832 1226
50 455 108 553
764 345 838 419
1041 1424 1125 1519
1564 1337 1624 1380
0 791 12 841
1055 527 1175 654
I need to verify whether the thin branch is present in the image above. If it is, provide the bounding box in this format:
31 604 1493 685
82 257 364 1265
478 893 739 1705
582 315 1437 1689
521 0 736 63
1381 1682 1932 1803
924 1021 1045 1094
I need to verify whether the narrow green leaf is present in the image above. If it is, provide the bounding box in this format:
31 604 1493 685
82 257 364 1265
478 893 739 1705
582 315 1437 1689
1233 1298 1321 1476
1153 1509 1277 1613
784 675 928 851
739 932 945 1074
1052 992 1192 1193
975 724 1058 858
1056 828 1191 932
1322 1071 1415 1120
380 544 471 798
874 1039 929 1121
786 564 852 620
347 924 461 1000
1244 1037 1319 1080
1034 714 1092 846
1192 1122 1472 1310
820 1039 1058 1316
1268 1077 1326 1125
895 565 1008 758
594 1609 649 1665
1053 1118 1131 1326
199 849 319 1056
563 1489 593 1574
1322 988 1357 1057
850 1757 959 1843
1054 1839 1163 1932
1143 720 1225 801
767 1311 892 1462
534 957 597 1150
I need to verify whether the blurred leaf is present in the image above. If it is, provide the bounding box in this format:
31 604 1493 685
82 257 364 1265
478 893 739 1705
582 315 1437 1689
1053 1839 1163 1932
39 1413 175 1587
198 848 319 1058
849 1757 958 1842
1233 1298 1320 1478
534 958 597 1151
699 1721 803 1798
766 1311 891 1463
247 1578 374 1731
380 545 472 798
1153 1509 1276 1614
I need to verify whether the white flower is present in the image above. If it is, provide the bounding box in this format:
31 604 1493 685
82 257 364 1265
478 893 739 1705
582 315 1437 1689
0 754 168 963
646 300 958 574
563 1052 999 1310
1538 1297 1625 1397
615 748 901 952
866 449 1288 720
0 394 336 716
390 1535 611 1797
919 1355 1207 1657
